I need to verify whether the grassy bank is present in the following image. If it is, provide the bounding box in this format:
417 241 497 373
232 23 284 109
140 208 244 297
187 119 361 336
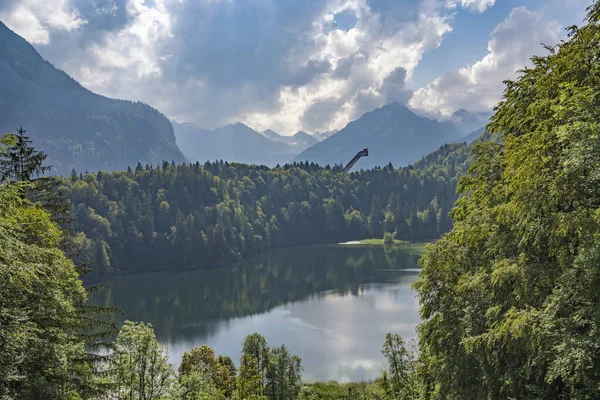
303 381 384 399
340 239 430 254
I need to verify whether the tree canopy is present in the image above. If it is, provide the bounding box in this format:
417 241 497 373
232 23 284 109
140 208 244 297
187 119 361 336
63 155 469 281
416 2 600 398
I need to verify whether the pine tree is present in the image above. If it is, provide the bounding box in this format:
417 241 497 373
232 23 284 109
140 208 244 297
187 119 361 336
0 128 50 182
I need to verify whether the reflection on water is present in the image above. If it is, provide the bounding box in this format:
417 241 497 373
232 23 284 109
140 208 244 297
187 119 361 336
90 245 422 382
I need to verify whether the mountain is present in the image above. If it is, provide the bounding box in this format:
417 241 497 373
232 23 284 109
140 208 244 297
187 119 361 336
288 130 318 149
260 129 318 153
0 22 185 174
174 122 295 166
450 109 490 134
294 102 464 170
312 130 336 142
458 127 485 144
261 129 281 141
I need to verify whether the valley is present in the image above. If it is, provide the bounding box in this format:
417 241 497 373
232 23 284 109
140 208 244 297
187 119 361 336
2 1 599 399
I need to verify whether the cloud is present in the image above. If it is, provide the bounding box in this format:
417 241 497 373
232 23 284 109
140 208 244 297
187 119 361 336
446 0 495 13
380 67 413 104
410 6 561 117
0 0 86 44
2 0 497 134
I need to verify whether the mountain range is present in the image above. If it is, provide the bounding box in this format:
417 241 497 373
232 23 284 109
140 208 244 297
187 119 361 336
173 122 321 166
173 122 295 166
260 129 318 152
0 21 184 174
294 102 466 170
1 20 486 173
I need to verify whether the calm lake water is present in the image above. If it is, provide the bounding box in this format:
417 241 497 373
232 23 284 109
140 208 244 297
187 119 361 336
91 245 423 382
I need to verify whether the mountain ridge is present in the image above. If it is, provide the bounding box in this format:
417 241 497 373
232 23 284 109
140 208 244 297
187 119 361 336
0 21 185 174
174 121 297 166
295 102 464 169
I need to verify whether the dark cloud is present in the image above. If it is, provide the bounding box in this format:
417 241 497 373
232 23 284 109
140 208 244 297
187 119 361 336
380 67 413 104
300 97 344 132
164 0 327 88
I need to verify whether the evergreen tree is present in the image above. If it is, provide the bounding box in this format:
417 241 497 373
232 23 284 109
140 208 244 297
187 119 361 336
369 194 383 238
0 127 50 182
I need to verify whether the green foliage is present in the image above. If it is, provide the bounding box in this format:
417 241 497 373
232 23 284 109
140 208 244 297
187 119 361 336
63 155 470 281
383 232 395 246
108 321 177 399
301 381 386 400
380 334 419 400
178 345 237 399
0 127 50 181
416 2 600 398
0 129 117 397
237 354 268 400
0 183 87 399
266 345 303 400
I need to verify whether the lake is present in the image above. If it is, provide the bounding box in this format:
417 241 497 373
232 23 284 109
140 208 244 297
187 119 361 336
91 244 423 382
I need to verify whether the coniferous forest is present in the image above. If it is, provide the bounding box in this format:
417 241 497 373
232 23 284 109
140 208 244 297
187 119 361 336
65 142 469 282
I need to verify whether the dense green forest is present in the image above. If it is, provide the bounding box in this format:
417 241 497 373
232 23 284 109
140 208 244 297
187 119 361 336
64 145 469 281
415 2 600 399
0 128 416 400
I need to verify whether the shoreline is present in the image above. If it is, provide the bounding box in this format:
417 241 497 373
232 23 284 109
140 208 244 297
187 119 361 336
83 241 429 287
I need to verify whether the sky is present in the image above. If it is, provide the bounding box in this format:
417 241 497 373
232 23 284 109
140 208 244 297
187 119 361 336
0 0 592 134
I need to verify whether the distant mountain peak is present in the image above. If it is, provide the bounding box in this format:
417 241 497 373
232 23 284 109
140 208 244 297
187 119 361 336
262 128 280 136
295 102 463 169
261 129 282 141
292 130 314 140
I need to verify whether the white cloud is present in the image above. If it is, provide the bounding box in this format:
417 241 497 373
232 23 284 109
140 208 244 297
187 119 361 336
76 0 172 91
446 0 495 13
410 6 561 117
51 0 456 134
0 0 85 44
1 0 506 134
239 0 453 133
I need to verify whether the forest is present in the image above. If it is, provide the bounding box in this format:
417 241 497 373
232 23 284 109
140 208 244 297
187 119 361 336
64 141 469 282
2 1 600 399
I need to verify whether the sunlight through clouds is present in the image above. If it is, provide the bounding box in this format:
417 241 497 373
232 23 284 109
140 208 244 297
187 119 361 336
0 0 578 133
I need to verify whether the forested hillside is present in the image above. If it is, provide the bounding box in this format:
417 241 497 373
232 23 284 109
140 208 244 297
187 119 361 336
64 147 470 281
0 22 185 175
415 3 600 398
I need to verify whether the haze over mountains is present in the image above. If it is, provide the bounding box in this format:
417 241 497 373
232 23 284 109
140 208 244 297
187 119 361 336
260 129 318 152
295 102 466 169
173 122 299 166
0 22 185 175
174 122 322 167
1 20 486 173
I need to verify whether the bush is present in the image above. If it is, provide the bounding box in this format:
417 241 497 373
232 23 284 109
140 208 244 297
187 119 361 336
383 232 395 246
